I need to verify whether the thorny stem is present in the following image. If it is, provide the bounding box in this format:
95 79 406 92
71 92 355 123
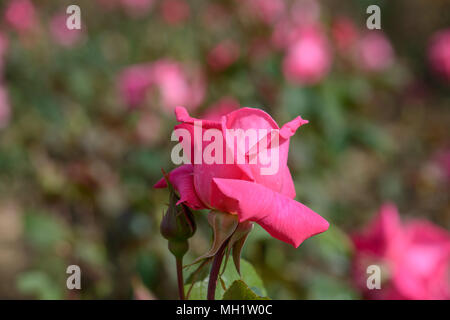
176 257 185 300
207 239 229 300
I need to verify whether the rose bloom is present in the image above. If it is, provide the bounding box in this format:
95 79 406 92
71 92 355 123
428 29 450 82
161 0 190 25
4 0 37 33
155 106 329 247
207 40 240 72
118 60 205 111
151 60 205 111
282 27 331 85
118 64 153 108
332 17 358 53
50 13 84 48
352 204 450 300
357 31 394 72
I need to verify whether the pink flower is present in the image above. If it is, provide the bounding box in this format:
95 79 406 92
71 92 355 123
202 97 240 121
428 29 450 82
151 60 205 111
207 40 240 72
0 85 11 129
118 64 154 108
272 20 294 50
4 0 37 33
50 13 84 48
332 17 358 53
357 31 394 72
352 204 450 300
118 60 205 111
154 106 329 247
161 0 190 25
282 27 331 84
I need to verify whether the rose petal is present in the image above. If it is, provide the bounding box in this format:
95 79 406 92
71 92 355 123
212 178 329 247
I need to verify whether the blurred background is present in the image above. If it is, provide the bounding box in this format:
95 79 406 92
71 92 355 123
0 0 448 299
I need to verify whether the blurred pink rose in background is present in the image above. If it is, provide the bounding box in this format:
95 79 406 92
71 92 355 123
282 26 331 85
202 97 240 121
207 40 240 72
357 31 394 72
0 85 11 129
428 29 450 82
352 204 450 300
152 60 205 111
332 17 358 53
118 60 205 111
4 0 37 33
161 0 190 25
155 106 329 247
118 64 153 108
49 13 84 48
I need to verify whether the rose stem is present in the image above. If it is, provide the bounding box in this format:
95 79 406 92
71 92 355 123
176 257 185 300
207 240 229 300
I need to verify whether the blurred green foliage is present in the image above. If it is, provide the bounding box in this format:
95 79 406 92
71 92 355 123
0 0 448 299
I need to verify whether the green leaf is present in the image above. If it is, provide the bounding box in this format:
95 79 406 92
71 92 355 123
222 280 270 300
185 259 266 300
16 271 63 300
24 211 68 250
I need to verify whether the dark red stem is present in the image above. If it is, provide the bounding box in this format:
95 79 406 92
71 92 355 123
207 240 229 300
176 257 185 300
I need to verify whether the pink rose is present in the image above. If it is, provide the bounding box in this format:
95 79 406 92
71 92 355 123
332 17 358 53
118 64 153 108
282 26 331 85
352 204 450 300
207 40 240 72
428 29 450 82
154 106 329 247
161 0 190 25
151 60 205 111
118 60 205 110
50 13 84 48
4 0 37 33
357 31 394 72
